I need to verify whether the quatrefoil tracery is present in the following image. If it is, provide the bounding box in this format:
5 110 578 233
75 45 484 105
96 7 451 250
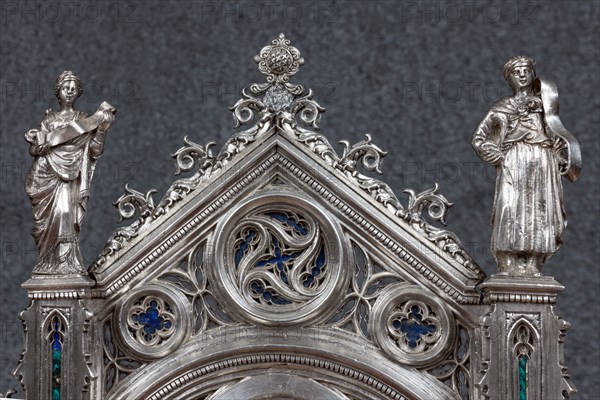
127 297 175 346
388 301 441 353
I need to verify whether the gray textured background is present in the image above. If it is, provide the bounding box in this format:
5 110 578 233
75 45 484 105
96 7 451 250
1 0 598 398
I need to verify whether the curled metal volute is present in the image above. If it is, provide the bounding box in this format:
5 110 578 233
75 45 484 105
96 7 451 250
113 184 157 222
289 89 325 130
230 97 267 128
339 134 388 175
403 184 452 226
171 137 216 175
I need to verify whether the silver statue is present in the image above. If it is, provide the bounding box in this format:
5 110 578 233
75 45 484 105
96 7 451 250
24 71 116 275
472 56 581 275
9 38 578 400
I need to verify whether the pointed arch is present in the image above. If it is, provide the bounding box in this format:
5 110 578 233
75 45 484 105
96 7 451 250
44 311 67 400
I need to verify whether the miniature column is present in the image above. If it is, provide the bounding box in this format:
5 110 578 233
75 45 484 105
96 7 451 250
476 276 576 399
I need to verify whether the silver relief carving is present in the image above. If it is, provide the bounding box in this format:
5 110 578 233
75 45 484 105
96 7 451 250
102 315 144 396
427 324 472 400
13 35 582 400
326 242 404 339
92 34 476 274
157 242 235 333
92 185 157 268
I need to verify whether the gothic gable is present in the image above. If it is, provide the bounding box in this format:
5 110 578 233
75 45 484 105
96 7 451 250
79 34 486 400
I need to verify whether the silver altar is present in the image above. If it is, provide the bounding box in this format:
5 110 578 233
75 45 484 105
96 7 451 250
10 34 577 400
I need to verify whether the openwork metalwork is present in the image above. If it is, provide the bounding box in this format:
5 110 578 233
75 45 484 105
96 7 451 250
12 34 579 400
209 191 350 326
326 243 404 339
90 33 479 277
116 285 191 359
427 324 472 399
370 283 455 367
102 317 144 394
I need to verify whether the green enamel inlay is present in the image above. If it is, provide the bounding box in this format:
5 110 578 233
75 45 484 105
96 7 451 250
518 354 528 400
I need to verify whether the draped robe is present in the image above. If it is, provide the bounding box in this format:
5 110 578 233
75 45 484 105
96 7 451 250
25 110 102 274
472 96 566 256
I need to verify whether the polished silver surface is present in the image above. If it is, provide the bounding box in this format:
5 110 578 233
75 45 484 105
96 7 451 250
472 56 581 276
24 71 116 276
12 35 578 400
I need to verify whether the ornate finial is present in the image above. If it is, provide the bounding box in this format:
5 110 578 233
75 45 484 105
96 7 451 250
94 35 478 275
254 33 304 85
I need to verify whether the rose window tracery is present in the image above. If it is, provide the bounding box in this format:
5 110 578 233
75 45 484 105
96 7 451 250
209 192 349 326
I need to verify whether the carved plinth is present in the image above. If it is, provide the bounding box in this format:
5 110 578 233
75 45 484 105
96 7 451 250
476 275 576 400
15 277 96 400
22 275 94 300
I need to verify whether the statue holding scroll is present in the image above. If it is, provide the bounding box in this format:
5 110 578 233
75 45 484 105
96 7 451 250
25 71 116 275
472 56 581 276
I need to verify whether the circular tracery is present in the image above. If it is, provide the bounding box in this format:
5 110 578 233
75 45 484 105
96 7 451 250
209 191 349 326
369 283 455 367
117 284 191 359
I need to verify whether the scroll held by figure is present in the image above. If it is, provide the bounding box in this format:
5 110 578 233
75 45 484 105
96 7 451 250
25 71 116 275
472 56 581 276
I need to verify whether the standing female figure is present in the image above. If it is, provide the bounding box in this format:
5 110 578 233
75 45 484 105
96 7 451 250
472 56 580 275
25 71 115 274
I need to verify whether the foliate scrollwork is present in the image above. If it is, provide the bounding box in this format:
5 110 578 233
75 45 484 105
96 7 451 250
337 134 387 175
91 185 157 270
115 184 156 221
398 185 481 275
209 191 350 326
93 34 480 279
116 284 191 359
369 283 455 367
92 138 218 270
154 137 216 216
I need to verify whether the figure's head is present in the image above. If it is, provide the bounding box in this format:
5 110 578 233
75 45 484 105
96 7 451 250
54 70 83 106
503 56 536 92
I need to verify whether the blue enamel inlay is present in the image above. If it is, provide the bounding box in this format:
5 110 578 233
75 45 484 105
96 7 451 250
239 213 327 304
136 301 170 342
51 319 61 400
393 305 437 348
250 281 290 305
256 236 302 286
266 212 309 235
303 246 325 287
235 229 257 267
